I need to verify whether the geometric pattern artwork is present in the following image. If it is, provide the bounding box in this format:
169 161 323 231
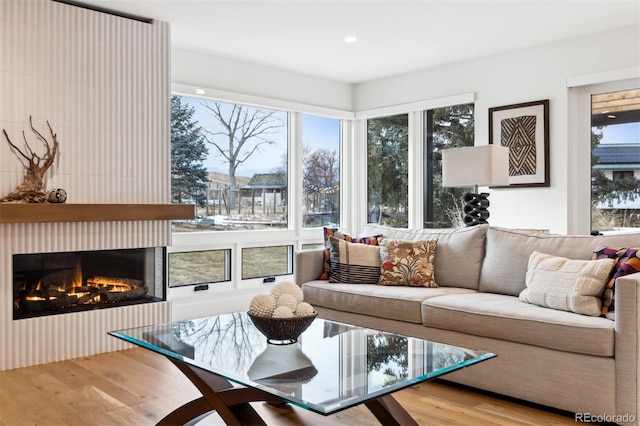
500 115 536 176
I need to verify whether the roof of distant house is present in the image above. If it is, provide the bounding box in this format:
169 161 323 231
592 144 640 167
244 173 287 189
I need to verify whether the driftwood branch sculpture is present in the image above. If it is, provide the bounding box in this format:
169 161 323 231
1 116 59 203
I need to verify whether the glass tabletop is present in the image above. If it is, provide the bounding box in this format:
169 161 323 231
109 312 495 415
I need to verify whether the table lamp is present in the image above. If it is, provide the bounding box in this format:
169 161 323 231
442 145 510 226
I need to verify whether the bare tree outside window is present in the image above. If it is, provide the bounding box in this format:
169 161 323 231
201 102 287 212
171 96 289 232
302 114 341 228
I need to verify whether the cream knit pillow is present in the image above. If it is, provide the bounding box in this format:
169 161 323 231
519 251 615 316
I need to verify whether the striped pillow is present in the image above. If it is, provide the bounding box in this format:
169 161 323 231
328 236 381 284
317 227 382 280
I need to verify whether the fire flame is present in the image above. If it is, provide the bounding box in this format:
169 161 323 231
20 261 140 308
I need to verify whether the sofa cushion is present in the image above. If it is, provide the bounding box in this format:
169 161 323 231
328 236 381 284
422 293 615 357
593 246 640 320
302 280 477 324
318 227 382 280
378 238 438 287
362 224 487 289
479 226 640 296
519 251 614 316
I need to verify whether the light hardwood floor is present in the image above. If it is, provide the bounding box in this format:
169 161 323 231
0 348 577 425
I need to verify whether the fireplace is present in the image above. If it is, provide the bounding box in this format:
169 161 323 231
13 247 166 320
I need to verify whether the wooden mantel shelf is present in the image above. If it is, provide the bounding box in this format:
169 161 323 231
0 203 195 224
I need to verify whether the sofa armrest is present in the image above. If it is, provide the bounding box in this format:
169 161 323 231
615 271 640 423
294 249 325 286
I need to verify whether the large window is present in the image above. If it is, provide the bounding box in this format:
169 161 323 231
367 114 409 228
591 89 640 233
302 114 341 228
169 94 346 288
424 104 475 228
169 91 474 292
171 95 289 232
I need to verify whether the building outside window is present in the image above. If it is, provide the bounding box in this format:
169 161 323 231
591 88 640 233
613 171 635 181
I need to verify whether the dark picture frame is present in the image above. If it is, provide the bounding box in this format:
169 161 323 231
489 99 549 188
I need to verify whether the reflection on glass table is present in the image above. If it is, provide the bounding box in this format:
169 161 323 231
109 312 495 425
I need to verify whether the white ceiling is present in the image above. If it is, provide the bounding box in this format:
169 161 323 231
78 0 640 84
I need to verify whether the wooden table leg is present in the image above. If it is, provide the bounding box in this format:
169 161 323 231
364 394 419 426
159 356 286 425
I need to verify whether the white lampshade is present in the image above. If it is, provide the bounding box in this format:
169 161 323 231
442 145 510 188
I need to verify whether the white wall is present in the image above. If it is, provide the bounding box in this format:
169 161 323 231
354 25 640 234
172 48 353 112
170 25 640 234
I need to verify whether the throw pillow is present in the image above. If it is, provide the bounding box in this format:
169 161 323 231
378 239 438 287
328 236 381 284
317 228 382 280
593 246 640 319
519 251 615 316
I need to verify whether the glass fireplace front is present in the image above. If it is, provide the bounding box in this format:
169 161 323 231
13 247 165 320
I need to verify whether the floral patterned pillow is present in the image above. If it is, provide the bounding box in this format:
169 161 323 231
378 239 438 287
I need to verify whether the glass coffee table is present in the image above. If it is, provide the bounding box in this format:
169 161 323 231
109 312 495 425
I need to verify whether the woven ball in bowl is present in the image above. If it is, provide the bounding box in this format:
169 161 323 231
248 311 317 345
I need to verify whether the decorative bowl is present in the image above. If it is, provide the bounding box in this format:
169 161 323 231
247 311 317 345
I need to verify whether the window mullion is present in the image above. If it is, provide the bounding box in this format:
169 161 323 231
346 119 368 232
290 111 302 235
408 111 424 229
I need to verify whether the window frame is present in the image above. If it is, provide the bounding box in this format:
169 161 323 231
168 85 352 295
567 74 640 234
168 85 475 298
355 93 475 230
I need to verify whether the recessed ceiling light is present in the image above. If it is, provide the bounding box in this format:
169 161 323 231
607 114 616 119
344 36 359 43
195 88 205 95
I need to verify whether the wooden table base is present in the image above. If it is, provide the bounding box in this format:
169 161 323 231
162 356 419 426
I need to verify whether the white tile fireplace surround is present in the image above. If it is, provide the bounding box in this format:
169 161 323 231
0 221 172 371
0 1 174 370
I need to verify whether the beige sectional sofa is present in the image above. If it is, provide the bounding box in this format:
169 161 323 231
295 225 640 424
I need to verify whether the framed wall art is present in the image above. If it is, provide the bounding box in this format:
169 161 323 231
489 99 549 187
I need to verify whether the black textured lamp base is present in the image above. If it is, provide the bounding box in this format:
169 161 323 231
462 193 490 226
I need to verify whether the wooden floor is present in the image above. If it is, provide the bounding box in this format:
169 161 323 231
0 348 577 426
